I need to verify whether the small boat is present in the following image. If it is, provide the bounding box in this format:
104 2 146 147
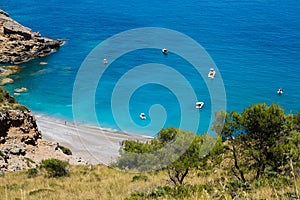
162 48 168 55
208 68 216 79
139 113 146 120
103 58 108 64
196 102 204 109
277 88 283 95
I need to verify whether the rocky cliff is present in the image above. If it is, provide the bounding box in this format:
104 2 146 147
0 88 86 172
0 9 63 64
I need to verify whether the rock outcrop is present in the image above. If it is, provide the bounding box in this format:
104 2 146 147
0 65 20 86
0 9 63 64
0 109 86 172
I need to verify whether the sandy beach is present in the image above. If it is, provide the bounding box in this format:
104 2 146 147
35 114 152 165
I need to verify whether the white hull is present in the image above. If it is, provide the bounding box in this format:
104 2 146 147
208 70 216 79
196 102 204 109
162 48 168 55
139 113 146 120
207 68 216 78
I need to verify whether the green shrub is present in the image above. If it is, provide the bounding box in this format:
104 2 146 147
27 168 39 178
0 86 22 109
253 174 292 189
29 188 54 196
7 183 19 190
7 96 16 104
15 105 28 111
127 184 212 199
58 145 72 155
41 159 69 177
132 174 148 182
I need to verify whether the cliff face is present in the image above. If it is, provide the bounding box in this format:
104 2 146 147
0 88 86 172
0 110 41 146
0 9 63 64
0 110 40 171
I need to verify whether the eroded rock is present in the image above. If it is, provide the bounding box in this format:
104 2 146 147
0 9 63 64
0 78 14 86
14 87 28 93
0 109 87 171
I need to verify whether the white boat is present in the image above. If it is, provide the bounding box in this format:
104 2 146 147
139 113 146 120
162 48 168 55
277 88 283 95
103 58 108 64
196 102 204 109
208 68 216 79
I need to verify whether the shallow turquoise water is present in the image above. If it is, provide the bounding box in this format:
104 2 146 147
1 0 299 136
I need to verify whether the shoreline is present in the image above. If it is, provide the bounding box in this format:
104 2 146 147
34 114 152 165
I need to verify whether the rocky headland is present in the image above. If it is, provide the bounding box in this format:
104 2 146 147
0 88 86 172
0 9 63 64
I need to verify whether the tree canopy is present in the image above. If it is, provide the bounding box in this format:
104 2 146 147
212 103 300 182
113 127 222 185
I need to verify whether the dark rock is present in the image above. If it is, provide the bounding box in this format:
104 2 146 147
5 144 26 155
3 21 32 40
0 9 9 17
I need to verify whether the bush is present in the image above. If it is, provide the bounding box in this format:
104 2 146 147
127 184 212 199
132 174 148 182
58 145 72 155
253 174 292 189
41 159 69 177
27 168 39 178
15 105 29 111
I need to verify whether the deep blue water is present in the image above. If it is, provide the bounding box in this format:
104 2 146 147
1 0 300 136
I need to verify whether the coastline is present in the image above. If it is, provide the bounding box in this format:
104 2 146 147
34 114 153 165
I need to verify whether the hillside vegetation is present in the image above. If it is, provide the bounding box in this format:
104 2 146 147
0 86 27 111
0 102 299 200
0 160 299 199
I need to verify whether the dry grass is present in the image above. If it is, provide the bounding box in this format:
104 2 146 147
0 164 299 200
0 165 168 200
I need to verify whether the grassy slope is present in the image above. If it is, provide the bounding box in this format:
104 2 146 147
0 86 27 111
0 164 299 200
1 87 298 199
1 165 167 200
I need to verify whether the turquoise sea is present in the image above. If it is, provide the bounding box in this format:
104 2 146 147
1 0 300 136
